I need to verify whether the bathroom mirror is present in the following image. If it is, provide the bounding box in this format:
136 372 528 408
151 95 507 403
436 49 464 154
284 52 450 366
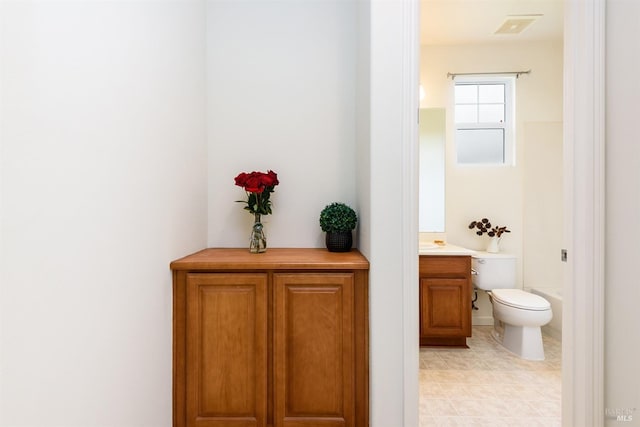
419 108 446 232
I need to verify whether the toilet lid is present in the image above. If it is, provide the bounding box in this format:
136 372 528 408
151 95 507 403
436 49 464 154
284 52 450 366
491 289 551 311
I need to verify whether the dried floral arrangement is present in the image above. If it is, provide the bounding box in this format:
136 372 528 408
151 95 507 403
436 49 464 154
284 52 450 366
468 218 511 237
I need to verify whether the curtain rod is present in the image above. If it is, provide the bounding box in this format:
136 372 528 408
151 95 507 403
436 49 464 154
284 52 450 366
447 70 531 80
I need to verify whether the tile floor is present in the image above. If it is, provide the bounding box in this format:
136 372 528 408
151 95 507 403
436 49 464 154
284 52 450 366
419 326 562 427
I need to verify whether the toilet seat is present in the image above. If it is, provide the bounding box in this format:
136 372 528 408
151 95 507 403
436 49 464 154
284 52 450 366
491 289 551 311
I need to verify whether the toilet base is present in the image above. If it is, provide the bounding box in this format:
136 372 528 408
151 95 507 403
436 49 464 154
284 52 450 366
500 324 545 360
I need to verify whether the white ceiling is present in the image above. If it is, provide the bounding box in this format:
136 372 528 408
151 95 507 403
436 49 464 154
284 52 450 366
421 0 564 45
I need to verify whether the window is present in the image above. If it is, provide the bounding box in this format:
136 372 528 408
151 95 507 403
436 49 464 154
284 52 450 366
454 77 515 165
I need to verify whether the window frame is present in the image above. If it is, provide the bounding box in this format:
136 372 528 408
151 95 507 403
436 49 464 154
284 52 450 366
453 76 516 166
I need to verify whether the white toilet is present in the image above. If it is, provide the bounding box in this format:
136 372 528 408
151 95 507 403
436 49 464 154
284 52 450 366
472 252 553 360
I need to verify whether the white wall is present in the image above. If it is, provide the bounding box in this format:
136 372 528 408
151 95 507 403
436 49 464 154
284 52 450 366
355 0 371 258
0 2 207 426
205 0 358 248
605 0 640 424
420 41 563 322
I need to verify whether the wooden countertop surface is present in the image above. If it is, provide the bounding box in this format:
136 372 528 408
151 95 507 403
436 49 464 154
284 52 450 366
170 248 370 271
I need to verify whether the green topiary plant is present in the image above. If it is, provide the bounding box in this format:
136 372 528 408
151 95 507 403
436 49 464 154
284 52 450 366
319 202 358 233
319 202 358 252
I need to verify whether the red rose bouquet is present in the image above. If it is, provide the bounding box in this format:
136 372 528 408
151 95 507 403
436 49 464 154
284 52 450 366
234 170 279 216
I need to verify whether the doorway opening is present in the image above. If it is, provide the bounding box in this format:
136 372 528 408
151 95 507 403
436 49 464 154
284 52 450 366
417 1 565 424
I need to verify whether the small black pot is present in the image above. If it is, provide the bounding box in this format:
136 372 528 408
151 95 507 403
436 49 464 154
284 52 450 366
325 231 353 252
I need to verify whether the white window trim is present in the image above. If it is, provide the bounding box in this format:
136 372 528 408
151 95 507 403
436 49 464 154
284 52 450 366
453 75 516 166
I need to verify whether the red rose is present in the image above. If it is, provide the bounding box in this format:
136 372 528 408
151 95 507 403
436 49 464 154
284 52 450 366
263 170 279 187
234 172 248 187
244 172 265 193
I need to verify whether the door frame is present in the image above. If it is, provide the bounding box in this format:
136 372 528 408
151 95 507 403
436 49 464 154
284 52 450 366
560 1 605 425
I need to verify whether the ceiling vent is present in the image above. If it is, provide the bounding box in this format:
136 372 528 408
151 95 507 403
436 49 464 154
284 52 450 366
495 14 542 35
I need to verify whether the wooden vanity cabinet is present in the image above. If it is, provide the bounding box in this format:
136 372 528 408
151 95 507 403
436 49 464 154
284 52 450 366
171 248 369 427
419 255 472 347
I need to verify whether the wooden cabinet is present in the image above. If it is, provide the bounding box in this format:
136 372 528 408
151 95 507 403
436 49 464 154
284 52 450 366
419 255 472 347
171 248 369 427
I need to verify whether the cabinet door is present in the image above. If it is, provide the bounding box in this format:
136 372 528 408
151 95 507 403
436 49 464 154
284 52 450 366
186 273 268 427
274 273 355 427
420 277 471 337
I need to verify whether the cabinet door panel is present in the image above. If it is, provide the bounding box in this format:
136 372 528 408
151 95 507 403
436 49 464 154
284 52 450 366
186 273 268 427
274 273 354 427
420 277 470 337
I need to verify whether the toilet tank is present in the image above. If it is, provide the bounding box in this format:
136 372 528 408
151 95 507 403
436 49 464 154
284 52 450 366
472 252 517 290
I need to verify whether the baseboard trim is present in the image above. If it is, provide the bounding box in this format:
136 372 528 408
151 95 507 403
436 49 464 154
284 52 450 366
472 316 494 326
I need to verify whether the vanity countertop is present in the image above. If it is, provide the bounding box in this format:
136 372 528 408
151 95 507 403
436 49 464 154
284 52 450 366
419 242 476 256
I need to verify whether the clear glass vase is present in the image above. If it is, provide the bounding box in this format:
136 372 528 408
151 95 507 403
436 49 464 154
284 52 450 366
249 213 267 253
